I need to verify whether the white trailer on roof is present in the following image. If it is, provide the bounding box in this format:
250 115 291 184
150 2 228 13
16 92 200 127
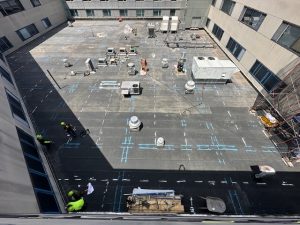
171 16 179 32
192 56 239 83
160 16 169 32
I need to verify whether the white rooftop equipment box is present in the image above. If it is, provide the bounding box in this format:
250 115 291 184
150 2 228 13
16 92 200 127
160 16 169 32
170 16 179 32
192 56 239 83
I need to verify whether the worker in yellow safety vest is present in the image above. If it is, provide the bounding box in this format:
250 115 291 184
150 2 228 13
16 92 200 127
66 198 85 212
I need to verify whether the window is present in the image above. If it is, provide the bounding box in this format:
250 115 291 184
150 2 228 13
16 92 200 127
41 18 52 29
272 22 300 54
120 9 128 17
212 0 216 6
16 128 60 213
0 36 13 53
136 9 144 17
220 0 235 15
212 24 224 40
0 0 24 16
170 9 176 16
239 7 266 31
86 9 94 17
226 37 245 61
0 66 13 85
153 9 161 16
70 9 78 17
6 89 28 124
103 9 111 16
249 60 282 92
16 24 39 41
206 18 210 28
0 53 3 62
30 0 41 7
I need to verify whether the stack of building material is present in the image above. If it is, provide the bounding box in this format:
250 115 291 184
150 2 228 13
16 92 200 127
160 16 169 32
170 16 179 32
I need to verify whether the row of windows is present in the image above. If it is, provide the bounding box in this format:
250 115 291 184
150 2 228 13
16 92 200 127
209 22 283 94
71 8 176 17
16 128 60 213
0 0 41 17
67 0 177 1
212 0 300 55
0 17 52 54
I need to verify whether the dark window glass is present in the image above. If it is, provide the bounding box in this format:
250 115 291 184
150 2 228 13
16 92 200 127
16 24 39 41
212 24 224 40
86 9 94 17
21 142 40 159
30 0 41 7
6 90 27 122
0 66 13 84
249 60 282 92
41 18 52 28
35 191 60 213
153 9 161 16
17 128 36 146
0 0 24 16
120 9 127 17
272 22 300 54
25 155 46 174
0 52 3 62
30 173 51 190
136 9 144 17
226 37 245 60
0 36 13 53
103 9 111 16
239 7 266 31
206 18 210 27
170 9 176 16
220 0 235 15
70 9 78 17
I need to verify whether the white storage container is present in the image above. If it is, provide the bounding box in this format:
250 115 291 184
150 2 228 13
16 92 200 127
192 56 239 83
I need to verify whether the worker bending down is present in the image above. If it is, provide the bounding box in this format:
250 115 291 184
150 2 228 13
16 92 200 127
36 134 53 146
66 189 85 212
60 122 77 137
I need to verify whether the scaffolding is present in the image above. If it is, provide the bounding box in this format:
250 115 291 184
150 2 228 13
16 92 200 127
251 58 300 165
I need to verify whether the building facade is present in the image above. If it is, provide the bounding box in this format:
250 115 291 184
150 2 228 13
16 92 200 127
0 0 67 213
64 0 212 29
0 0 67 55
205 0 300 98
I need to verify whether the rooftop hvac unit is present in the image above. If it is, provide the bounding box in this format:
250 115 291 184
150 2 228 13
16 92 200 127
160 16 169 32
191 56 239 83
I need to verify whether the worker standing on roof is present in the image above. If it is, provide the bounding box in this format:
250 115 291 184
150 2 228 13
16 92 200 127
36 134 53 146
60 122 77 137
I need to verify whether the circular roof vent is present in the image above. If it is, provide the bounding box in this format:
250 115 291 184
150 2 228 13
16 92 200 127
208 57 216 60
198 57 205 60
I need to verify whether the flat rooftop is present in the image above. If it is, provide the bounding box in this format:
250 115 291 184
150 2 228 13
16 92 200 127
8 21 300 215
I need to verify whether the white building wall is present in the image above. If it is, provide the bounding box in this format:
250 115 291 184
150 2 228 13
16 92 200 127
0 0 66 214
206 0 300 94
0 57 40 213
66 0 187 20
0 0 67 55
